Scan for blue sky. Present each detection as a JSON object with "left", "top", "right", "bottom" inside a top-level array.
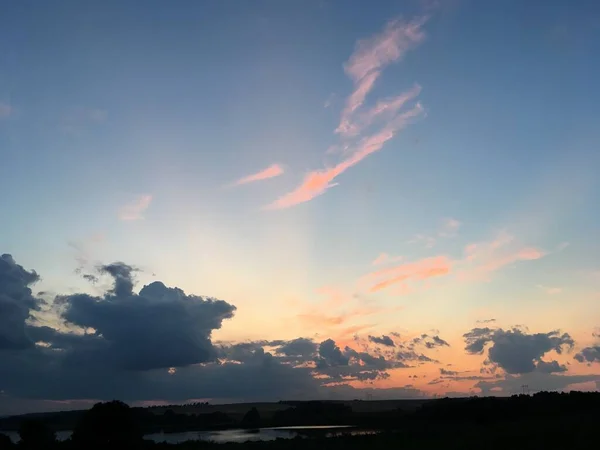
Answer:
[{"left": 1, "top": 0, "right": 600, "bottom": 412}]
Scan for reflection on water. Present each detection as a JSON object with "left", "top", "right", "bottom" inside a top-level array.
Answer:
[{"left": 4, "top": 425, "right": 379, "bottom": 444}]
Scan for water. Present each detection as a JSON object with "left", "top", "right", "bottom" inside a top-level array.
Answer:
[{"left": 2, "top": 426, "right": 378, "bottom": 444}]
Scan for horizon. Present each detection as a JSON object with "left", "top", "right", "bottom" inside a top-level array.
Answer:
[{"left": 1, "top": 0, "right": 599, "bottom": 417}]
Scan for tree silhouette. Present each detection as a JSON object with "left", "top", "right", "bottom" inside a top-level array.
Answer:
[
  {"left": 71, "top": 400, "right": 143, "bottom": 449},
  {"left": 241, "top": 407, "right": 261, "bottom": 429},
  {"left": 0, "top": 433, "right": 15, "bottom": 450},
  {"left": 17, "top": 420, "right": 55, "bottom": 450}
]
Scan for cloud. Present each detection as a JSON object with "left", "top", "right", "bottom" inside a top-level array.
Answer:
[
  {"left": 368, "top": 335, "right": 395, "bottom": 347},
  {"left": 372, "top": 253, "right": 403, "bottom": 266},
  {"left": 537, "top": 284, "right": 563, "bottom": 295},
  {"left": 118, "top": 195, "right": 152, "bottom": 221},
  {"left": 54, "top": 262, "right": 237, "bottom": 371},
  {"left": 265, "top": 103, "right": 424, "bottom": 209},
  {"left": 265, "top": 17, "right": 427, "bottom": 210},
  {"left": 440, "top": 368, "right": 458, "bottom": 376},
  {"left": 407, "top": 217, "right": 461, "bottom": 249},
  {"left": 474, "top": 372, "right": 600, "bottom": 396},
  {"left": 574, "top": 347, "right": 600, "bottom": 363},
  {"left": 405, "top": 333, "right": 449, "bottom": 351},
  {"left": 463, "top": 327, "right": 574, "bottom": 374},
  {"left": 0, "top": 254, "right": 42, "bottom": 350},
  {"left": 232, "top": 164, "right": 284, "bottom": 186},
  {"left": 0, "top": 102, "right": 12, "bottom": 119},
  {"left": 362, "top": 255, "right": 452, "bottom": 293},
  {"left": 460, "top": 231, "right": 546, "bottom": 281},
  {"left": 574, "top": 330, "right": 600, "bottom": 364},
  {"left": 337, "top": 17, "right": 427, "bottom": 135},
  {"left": 439, "top": 217, "right": 461, "bottom": 237},
  {"left": 535, "top": 359, "right": 567, "bottom": 373},
  {"left": 272, "top": 338, "right": 318, "bottom": 363},
  {"left": 59, "top": 107, "right": 108, "bottom": 135},
  {"left": 1, "top": 254, "right": 442, "bottom": 414}
]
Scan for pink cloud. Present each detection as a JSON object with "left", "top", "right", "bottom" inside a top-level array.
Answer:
[
  {"left": 264, "top": 16, "right": 428, "bottom": 210},
  {"left": 337, "top": 18, "right": 427, "bottom": 137},
  {"left": 362, "top": 255, "right": 452, "bottom": 293},
  {"left": 265, "top": 102, "right": 424, "bottom": 210},
  {"left": 233, "top": 163, "right": 284, "bottom": 186},
  {"left": 459, "top": 232, "right": 546, "bottom": 281},
  {"left": 372, "top": 253, "right": 403, "bottom": 266},
  {"left": 0, "top": 102, "right": 12, "bottom": 119},
  {"left": 339, "top": 84, "right": 422, "bottom": 137},
  {"left": 118, "top": 194, "right": 153, "bottom": 221}
]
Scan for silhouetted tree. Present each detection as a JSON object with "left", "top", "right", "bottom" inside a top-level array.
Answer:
[
  {"left": 0, "top": 433, "right": 15, "bottom": 449},
  {"left": 241, "top": 407, "right": 261, "bottom": 429},
  {"left": 17, "top": 420, "right": 55, "bottom": 450},
  {"left": 71, "top": 401, "right": 143, "bottom": 449}
]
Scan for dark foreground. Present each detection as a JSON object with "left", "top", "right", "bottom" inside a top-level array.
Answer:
[{"left": 1, "top": 391, "right": 598, "bottom": 449}]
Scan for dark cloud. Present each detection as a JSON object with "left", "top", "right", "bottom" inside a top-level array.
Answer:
[
  {"left": 440, "top": 368, "right": 458, "bottom": 375},
  {"left": 574, "top": 346, "right": 600, "bottom": 363},
  {"left": 0, "top": 254, "right": 42, "bottom": 350},
  {"left": 82, "top": 274, "right": 99, "bottom": 284},
  {"left": 535, "top": 359, "right": 567, "bottom": 373},
  {"left": 274, "top": 337, "right": 318, "bottom": 360},
  {"left": 407, "top": 333, "right": 449, "bottom": 350},
  {"left": 368, "top": 334, "right": 395, "bottom": 347},
  {"left": 463, "top": 327, "right": 574, "bottom": 374},
  {"left": 475, "top": 372, "right": 600, "bottom": 396},
  {"left": 425, "top": 335, "right": 450, "bottom": 349},
  {"left": 476, "top": 318, "right": 496, "bottom": 324},
  {"left": 317, "top": 339, "right": 349, "bottom": 368},
  {"left": 98, "top": 262, "right": 137, "bottom": 297}
]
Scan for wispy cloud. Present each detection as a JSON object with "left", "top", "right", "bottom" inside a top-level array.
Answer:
[
  {"left": 459, "top": 231, "right": 546, "bottom": 281},
  {"left": 0, "top": 102, "right": 12, "bottom": 119},
  {"left": 361, "top": 255, "right": 452, "bottom": 293},
  {"left": 265, "top": 16, "right": 428, "bottom": 210},
  {"left": 232, "top": 164, "right": 284, "bottom": 186},
  {"left": 372, "top": 253, "right": 403, "bottom": 266},
  {"left": 118, "top": 194, "right": 153, "bottom": 221},
  {"left": 407, "top": 217, "right": 462, "bottom": 248},
  {"left": 337, "top": 16, "right": 427, "bottom": 136},
  {"left": 537, "top": 285, "right": 563, "bottom": 295},
  {"left": 60, "top": 107, "right": 108, "bottom": 135},
  {"left": 439, "top": 217, "right": 461, "bottom": 237},
  {"left": 266, "top": 103, "right": 424, "bottom": 209}
]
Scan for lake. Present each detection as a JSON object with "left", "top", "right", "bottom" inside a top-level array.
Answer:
[{"left": 3, "top": 426, "right": 379, "bottom": 444}]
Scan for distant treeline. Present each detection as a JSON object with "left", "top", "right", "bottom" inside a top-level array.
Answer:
[{"left": 1, "top": 392, "right": 599, "bottom": 449}]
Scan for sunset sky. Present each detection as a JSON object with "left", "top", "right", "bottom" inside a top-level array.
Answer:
[{"left": 1, "top": 0, "right": 600, "bottom": 415}]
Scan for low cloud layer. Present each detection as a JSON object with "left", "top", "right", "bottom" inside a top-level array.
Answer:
[{"left": 1, "top": 253, "right": 598, "bottom": 416}]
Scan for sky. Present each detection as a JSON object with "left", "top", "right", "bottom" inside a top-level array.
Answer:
[{"left": 1, "top": 0, "right": 600, "bottom": 416}]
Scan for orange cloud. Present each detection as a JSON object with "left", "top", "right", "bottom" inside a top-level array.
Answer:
[
  {"left": 232, "top": 163, "right": 284, "bottom": 186},
  {"left": 265, "top": 103, "right": 424, "bottom": 209},
  {"left": 118, "top": 194, "right": 152, "bottom": 221},
  {"left": 362, "top": 255, "right": 452, "bottom": 293}
]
